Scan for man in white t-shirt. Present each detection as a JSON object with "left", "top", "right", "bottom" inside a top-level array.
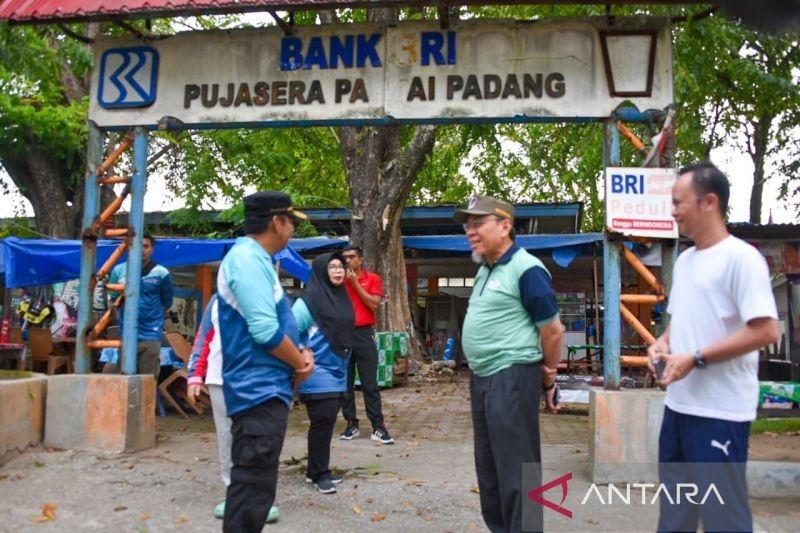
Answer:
[{"left": 648, "top": 162, "right": 779, "bottom": 532}]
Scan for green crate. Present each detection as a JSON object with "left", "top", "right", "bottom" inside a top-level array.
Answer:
[{"left": 395, "top": 332, "right": 409, "bottom": 357}]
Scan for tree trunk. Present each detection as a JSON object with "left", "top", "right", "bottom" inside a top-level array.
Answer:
[
  {"left": 2, "top": 148, "right": 81, "bottom": 238},
  {"left": 748, "top": 114, "right": 773, "bottom": 223},
  {"left": 340, "top": 124, "right": 436, "bottom": 360}
]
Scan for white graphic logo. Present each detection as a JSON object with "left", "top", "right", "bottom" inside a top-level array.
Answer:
[
  {"left": 98, "top": 46, "right": 159, "bottom": 108},
  {"left": 710, "top": 439, "right": 731, "bottom": 457},
  {"left": 468, "top": 196, "right": 478, "bottom": 209}
]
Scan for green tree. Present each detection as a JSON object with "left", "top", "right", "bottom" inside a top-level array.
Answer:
[{"left": 0, "top": 22, "right": 92, "bottom": 237}]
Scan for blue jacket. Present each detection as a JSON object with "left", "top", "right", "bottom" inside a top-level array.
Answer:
[
  {"left": 109, "top": 262, "right": 173, "bottom": 341},
  {"left": 292, "top": 299, "right": 350, "bottom": 395},
  {"left": 217, "top": 237, "right": 298, "bottom": 416}
]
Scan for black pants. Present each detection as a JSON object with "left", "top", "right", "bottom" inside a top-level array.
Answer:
[
  {"left": 471, "top": 363, "right": 543, "bottom": 533},
  {"left": 342, "top": 326, "right": 384, "bottom": 428},
  {"left": 303, "top": 396, "right": 342, "bottom": 481},
  {"left": 223, "top": 399, "right": 288, "bottom": 533}
]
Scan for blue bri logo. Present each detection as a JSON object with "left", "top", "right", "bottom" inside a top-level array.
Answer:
[{"left": 98, "top": 46, "right": 159, "bottom": 108}]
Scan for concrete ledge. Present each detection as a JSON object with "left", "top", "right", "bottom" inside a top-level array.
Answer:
[
  {"left": 589, "top": 388, "right": 665, "bottom": 484},
  {"left": 44, "top": 374, "right": 156, "bottom": 453},
  {"left": 0, "top": 372, "right": 47, "bottom": 465},
  {"left": 748, "top": 461, "right": 800, "bottom": 499}
]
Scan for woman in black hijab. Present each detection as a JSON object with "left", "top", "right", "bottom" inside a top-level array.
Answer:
[{"left": 292, "top": 252, "right": 354, "bottom": 494}]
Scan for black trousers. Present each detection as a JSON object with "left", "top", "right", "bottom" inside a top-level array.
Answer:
[
  {"left": 342, "top": 326, "right": 384, "bottom": 428},
  {"left": 471, "top": 363, "right": 543, "bottom": 533},
  {"left": 303, "top": 396, "right": 342, "bottom": 481},
  {"left": 223, "top": 399, "right": 288, "bottom": 533}
]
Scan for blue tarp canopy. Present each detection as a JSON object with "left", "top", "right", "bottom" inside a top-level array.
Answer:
[
  {"left": 1, "top": 237, "right": 313, "bottom": 288},
  {"left": 1, "top": 233, "right": 602, "bottom": 289},
  {"left": 401, "top": 233, "right": 602, "bottom": 252}
]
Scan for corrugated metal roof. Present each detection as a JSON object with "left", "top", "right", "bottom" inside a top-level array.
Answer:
[{"left": 0, "top": 1, "right": 699, "bottom": 23}]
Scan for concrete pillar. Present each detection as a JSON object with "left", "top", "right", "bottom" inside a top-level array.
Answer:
[
  {"left": 0, "top": 373, "right": 47, "bottom": 464},
  {"left": 589, "top": 388, "right": 665, "bottom": 483},
  {"left": 44, "top": 374, "right": 155, "bottom": 453}
]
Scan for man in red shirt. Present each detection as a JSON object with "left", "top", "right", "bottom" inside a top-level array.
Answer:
[{"left": 339, "top": 245, "right": 394, "bottom": 444}]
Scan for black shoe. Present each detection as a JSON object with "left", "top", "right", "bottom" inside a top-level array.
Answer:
[
  {"left": 314, "top": 478, "right": 337, "bottom": 494},
  {"left": 306, "top": 474, "right": 343, "bottom": 484},
  {"left": 371, "top": 425, "right": 395, "bottom": 444},
  {"left": 340, "top": 422, "right": 359, "bottom": 440}
]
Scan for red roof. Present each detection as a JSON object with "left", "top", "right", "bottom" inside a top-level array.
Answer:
[{"left": 0, "top": 1, "right": 698, "bottom": 23}]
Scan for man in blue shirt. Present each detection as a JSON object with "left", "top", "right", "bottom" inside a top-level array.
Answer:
[
  {"left": 217, "top": 191, "right": 314, "bottom": 532},
  {"left": 107, "top": 234, "right": 173, "bottom": 377}
]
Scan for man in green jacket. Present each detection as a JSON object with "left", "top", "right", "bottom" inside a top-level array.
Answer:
[{"left": 455, "top": 196, "right": 562, "bottom": 532}]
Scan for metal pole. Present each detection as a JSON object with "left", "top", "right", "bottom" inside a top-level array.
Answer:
[
  {"left": 75, "top": 124, "right": 104, "bottom": 374},
  {"left": 121, "top": 128, "right": 148, "bottom": 375},
  {"left": 603, "top": 118, "right": 621, "bottom": 390}
]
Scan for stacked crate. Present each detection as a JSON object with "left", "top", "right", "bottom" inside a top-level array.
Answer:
[{"left": 354, "top": 332, "right": 410, "bottom": 388}]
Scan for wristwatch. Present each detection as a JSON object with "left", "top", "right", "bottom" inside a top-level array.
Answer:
[{"left": 693, "top": 350, "right": 707, "bottom": 369}]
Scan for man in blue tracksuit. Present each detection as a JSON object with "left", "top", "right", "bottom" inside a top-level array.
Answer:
[
  {"left": 217, "top": 191, "right": 313, "bottom": 533},
  {"left": 108, "top": 233, "right": 173, "bottom": 377}
]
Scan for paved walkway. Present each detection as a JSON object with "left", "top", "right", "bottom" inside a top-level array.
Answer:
[{"left": 0, "top": 373, "right": 797, "bottom": 532}]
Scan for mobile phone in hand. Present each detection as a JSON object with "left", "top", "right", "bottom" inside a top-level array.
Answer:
[
  {"left": 552, "top": 384, "right": 560, "bottom": 407},
  {"left": 655, "top": 359, "right": 666, "bottom": 381}
]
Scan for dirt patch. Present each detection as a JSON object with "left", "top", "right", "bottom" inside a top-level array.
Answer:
[{"left": 749, "top": 431, "right": 800, "bottom": 462}]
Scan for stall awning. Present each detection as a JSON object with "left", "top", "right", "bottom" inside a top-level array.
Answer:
[
  {"left": 1, "top": 233, "right": 601, "bottom": 288},
  {"left": 0, "top": 236, "right": 314, "bottom": 288},
  {"left": 402, "top": 233, "right": 602, "bottom": 252}
]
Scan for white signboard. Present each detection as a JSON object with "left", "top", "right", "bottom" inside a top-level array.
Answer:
[
  {"left": 605, "top": 167, "right": 678, "bottom": 239},
  {"left": 89, "top": 18, "right": 672, "bottom": 129}
]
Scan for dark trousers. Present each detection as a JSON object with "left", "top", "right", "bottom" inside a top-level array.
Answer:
[
  {"left": 223, "top": 399, "right": 288, "bottom": 533},
  {"left": 471, "top": 363, "right": 542, "bottom": 533},
  {"left": 658, "top": 406, "right": 752, "bottom": 533},
  {"left": 304, "top": 396, "right": 341, "bottom": 481},
  {"left": 342, "top": 326, "right": 384, "bottom": 428}
]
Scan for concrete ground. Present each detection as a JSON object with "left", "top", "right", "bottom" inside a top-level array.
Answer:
[{"left": 0, "top": 374, "right": 798, "bottom": 532}]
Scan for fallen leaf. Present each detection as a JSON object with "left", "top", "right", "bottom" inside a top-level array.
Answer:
[
  {"left": 407, "top": 441, "right": 420, "bottom": 447},
  {"left": 113, "top": 505, "right": 127, "bottom": 512},
  {"left": 173, "top": 515, "right": 188, "bottom": 525},
  {"left": 372, "top": 513, "right": 387, "bottom": 522},
  {"left": 470, "top": 486, "right": 480, "bottom": 494},
  {"left": 352, "top": 503, "right": 363, "bottom": 515},
  {"left": 140, "top": 514, "right": 150, "bottom": 521},
  {"left": 42, "top": 503, "right": 56, "bottom": 521},
  {"left": 406, "top": 479, "right": 424, "bottom": 486},
  {"left": 366, "top": 497, "right": 374, "bottom": 504}
]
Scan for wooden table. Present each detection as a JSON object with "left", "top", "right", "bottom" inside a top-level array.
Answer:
[{"left": 0, "top": 342, "right": 26, "bottom": 370}]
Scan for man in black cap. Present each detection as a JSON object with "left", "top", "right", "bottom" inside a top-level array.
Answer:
[
  {"left": 217, "top": 191, "right": 314, "bottom": 532},
  {"left": 455, "top": 195, "right": 562, "bottom": 532}
]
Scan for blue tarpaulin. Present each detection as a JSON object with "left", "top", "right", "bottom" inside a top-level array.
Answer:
[
  {"left": 401, "top": 233, "right": 602, "bottom": 252},
  {"left": 1, "top": 237, "right": 313, "bottom": 288},
  {"left": 1, "top": 233, "right": 602, "bottom": 289}
]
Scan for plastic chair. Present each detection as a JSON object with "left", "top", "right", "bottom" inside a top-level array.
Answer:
[
  {"left": 159, "top": 331, "right": 202, "bottom": 418},
  {"left": 28, "top": 328, "right": 71, "bottom": 374}
]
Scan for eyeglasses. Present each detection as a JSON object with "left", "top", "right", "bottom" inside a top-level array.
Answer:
[
  {"left": 462, "top": 216, "right": 503, "bottom": 232},
  {"left": 328, "top": 265, "right": 345, "bottom": 271}
]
